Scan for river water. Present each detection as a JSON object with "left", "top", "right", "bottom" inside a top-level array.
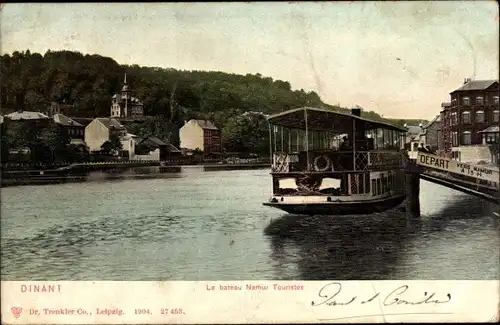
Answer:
[{"left": 1, "top": 168, "right": 499, "bottom": 280}]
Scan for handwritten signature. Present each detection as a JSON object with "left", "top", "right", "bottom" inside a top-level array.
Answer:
[{"left": 311, "top": 282, "right": 452, "bottom": 307}]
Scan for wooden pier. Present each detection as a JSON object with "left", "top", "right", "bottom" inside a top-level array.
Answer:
[{"left": 404, "top": 152, "right": 499, "bottom": 219}]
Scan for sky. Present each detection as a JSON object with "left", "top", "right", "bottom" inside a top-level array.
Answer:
[{"left": 1, "top": 2, "right": 498, "bottom": 119}]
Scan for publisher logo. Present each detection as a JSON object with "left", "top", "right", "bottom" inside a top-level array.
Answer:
[{"left": 11, "top": 307, "right": 22, "bottom": 318}]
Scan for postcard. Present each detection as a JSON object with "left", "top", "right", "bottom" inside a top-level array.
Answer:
[{"left": 1, "top": 1, "right": 499, "bottom": 324}]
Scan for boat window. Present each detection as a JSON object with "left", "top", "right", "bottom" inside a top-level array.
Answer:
[
  {"left": 290, "top": 129, "right": 298, "bottom": 152},
  {"left": 283, "top": 128, "right": 343, "bottom": 153},
  {"left": 359, "top": 175, "right": 365, "bottom": 193},
  {"left": 371, "top": 179, "right": 377, "bottom": 196},
  {"left": 382, "top": 176, "right": 388, "bottom": 193},
  {"left": 395, "top": 132, "right": 403, "bottom": 149},
  {"left": 340, "top": 174, "right": 348, "bottom": 194},
  {"left": 366, "top": 128, "right": 402, "bottom": 150},
  {"left": 364, "top": 174, "right": 370, "bottom": 193},
  {"left": 350, "top": 174, "right": 358, "bottom": 195},
  {"left": 351, "top": 173, "right": 372, "bottom": 194},
  {"left": 375, "top": 129, "right": 383, "bottom": 149},
  {"left": 383, "top": 129, "right": 390, "bottom": 149}
]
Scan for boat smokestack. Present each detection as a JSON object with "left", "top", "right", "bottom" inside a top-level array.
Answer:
[{"left": 351, "top": 108, "right": 361, "bottom": 117}]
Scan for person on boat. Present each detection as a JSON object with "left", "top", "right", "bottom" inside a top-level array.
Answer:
[
  {"left": 339, "top": 136, "right": 351, "bottom": 151},
  {"left": 417, "top": 143, "right": 430, "bottom": 153}
]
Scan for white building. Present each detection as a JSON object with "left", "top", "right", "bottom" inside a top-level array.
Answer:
[
  {"left": 84, "top": 118, "right": 138, "bottom": 159},
  {"left": 179, "top": 119, "right": 221, "bottom": 153},
  {"left": 110, "top": 74, "right": 144, "bottom": 119}
]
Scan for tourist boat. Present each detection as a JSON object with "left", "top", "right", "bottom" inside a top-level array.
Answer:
[{"left": 262, "top": 107, "right": 408, "bottom": 215}]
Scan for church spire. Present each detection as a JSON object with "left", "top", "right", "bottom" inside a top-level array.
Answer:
[{"left": 121, "top": 73, "right": 129, "bottom": 93}]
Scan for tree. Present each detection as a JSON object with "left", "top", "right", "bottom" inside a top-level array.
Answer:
[
  {"left": 101, "top": 132, "right": 123, "bottom": 155},
  {"left": 221, "top": 113, "right": 269, "bottom": 155},
  {"left": 108, "top": 133, "right": 123, "bottom": 150},
  {"left": 3, "top": 121, "right": 43, "bottom": 162},
  {"left": 66, "top": 144, "right": 89, "bottom": 162},
  {"left": 39, "top": 124, "right": 71, "bottom": 162},
  {"left": 0, "top": 123, "right": 10, "bottom": 163},
  {"left": 4, "top": 120, "right": 25, "bottom": 149},
  {"left": 100, "top": 141, "right": 114, "bottom": 153}
]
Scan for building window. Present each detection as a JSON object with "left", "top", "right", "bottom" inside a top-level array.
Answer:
[
  {"left": 476, "top": 96, "right": 484, "bottom": 105},
  {"left": 451, "top": 112, "right": 458, "bottom": 125},
  {"left": 452, "top": 131, "right": 458, "bottom": 147},
  {"left": 486, "top": 133, "right": 499, "bottom": 144},
  {"left": 461, "top": 111, "right": 471, "bottom": 124},
  {"left": 494, "top": 96, "right": 499, "bottom": 104},
  {"left": 452, "top": 151, "right": 461, "bottom": 160},
  {"left": 462, "top": 131, "right": 471, "bottom": 145},
  {"left": 462, "top": 97, "right": 470, "bottom": 106},
  {"left": 494, "top": 110, "right": 499, "bottom": 123},
  {"left": 475, "top": 110, "right": 484, "bottom": 123}
]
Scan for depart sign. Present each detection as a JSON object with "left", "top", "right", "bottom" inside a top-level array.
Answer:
[{"left": 417, "top": 152, "right": 499, "bottom": 183}]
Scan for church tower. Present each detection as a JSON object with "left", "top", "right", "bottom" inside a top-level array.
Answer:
[
  {"left": 111, "top": 73, "right": 144, "bottom": 119},
  {"left": 121, "top": 73, "right": 130, "bottom": 98},
  {"left": 121, "top": 74, "right": 130, "bottom": 117}
]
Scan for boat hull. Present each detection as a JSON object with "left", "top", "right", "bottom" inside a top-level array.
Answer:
[{"left": 263, "top": 195, "right": 406, "bottom": 216}]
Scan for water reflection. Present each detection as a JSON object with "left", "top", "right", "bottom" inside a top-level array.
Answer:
[
  {"left": 265, "top": 211, "right": 416, "bottom": 280},
  {"left": 265, "top": 195, "right": 499, "bottom": 280},
  {"left": 0, "top": 214, "right": 185, "bottom": 279},
  {"left": 85, "top": 168, "right": 183, "bottom": 183},
  {"left": 426, "top": 196, "right": 500, "bottom": 232}
]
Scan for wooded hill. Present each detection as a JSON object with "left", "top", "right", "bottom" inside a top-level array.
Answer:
[{"left": 1, "top": 50, "right": 428, "bottom": 152}]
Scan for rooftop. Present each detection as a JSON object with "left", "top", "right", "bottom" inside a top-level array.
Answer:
[
  {"left": 478, "top": 125, "right": 499, "bottom": 133},
  {"left": 69, "top": 117, "right": 94, "bottom": 126},
  {"left": 112, "top": 93, "right": 143, "bottom": 104},
  {"left": 70, "top": 139, "right": 86, "bottom": 146},
  {"left": 95, "top": 118, "right": 126, "bottom": 130},
  {"left": 53, "top": 114, "right": 83, "bottom": 127},
  {"left": 6, "top": 111, "right": 50, "bottom": 120},
  {"left": 189, "top": 119, "right": 218, "bottom": 130},
  {"left": 451, "top": 79, "right": 498, "bottom": 93},
  {"left": 145, "top": 136, "right": 167, "bottom": 146},
  {"left": 426, "top": 115, "right": 441, "bottom": 126},
  {"left": 139, "top": 136, "right": 181, "bottom": 152},
  {"left": 267, "top": 107, "right": 406, "bottom": 133},
  {"left": 404, "top": 125, "right": 424, "bottom": 139}
]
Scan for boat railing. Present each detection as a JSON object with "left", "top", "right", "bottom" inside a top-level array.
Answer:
[
  {"left": 272, "top": 152, "right": 299, "bottom": 173},
  {"left": 355, "top": 151, "right": 404, "bottom": 170},
  {"left": 272, "top": 151, "right": 404, "bottom": 173}
]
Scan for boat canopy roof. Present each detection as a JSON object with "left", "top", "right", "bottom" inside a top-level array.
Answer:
[{"left": 267, "top": 107, "right": 406, "bottom": 133}]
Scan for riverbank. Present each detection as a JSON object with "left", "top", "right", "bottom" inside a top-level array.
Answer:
[{"left": 0, "top": 163, "right": 271, "bottom": 187}]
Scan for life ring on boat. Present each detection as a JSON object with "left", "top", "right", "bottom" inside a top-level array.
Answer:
[{"left": 313, "top": 155, "right": 332, "bottom": 172}]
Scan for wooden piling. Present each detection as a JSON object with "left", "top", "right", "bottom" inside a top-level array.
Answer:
[{"left": 405, "top": 160, "right": 421, "bottom": 220}]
